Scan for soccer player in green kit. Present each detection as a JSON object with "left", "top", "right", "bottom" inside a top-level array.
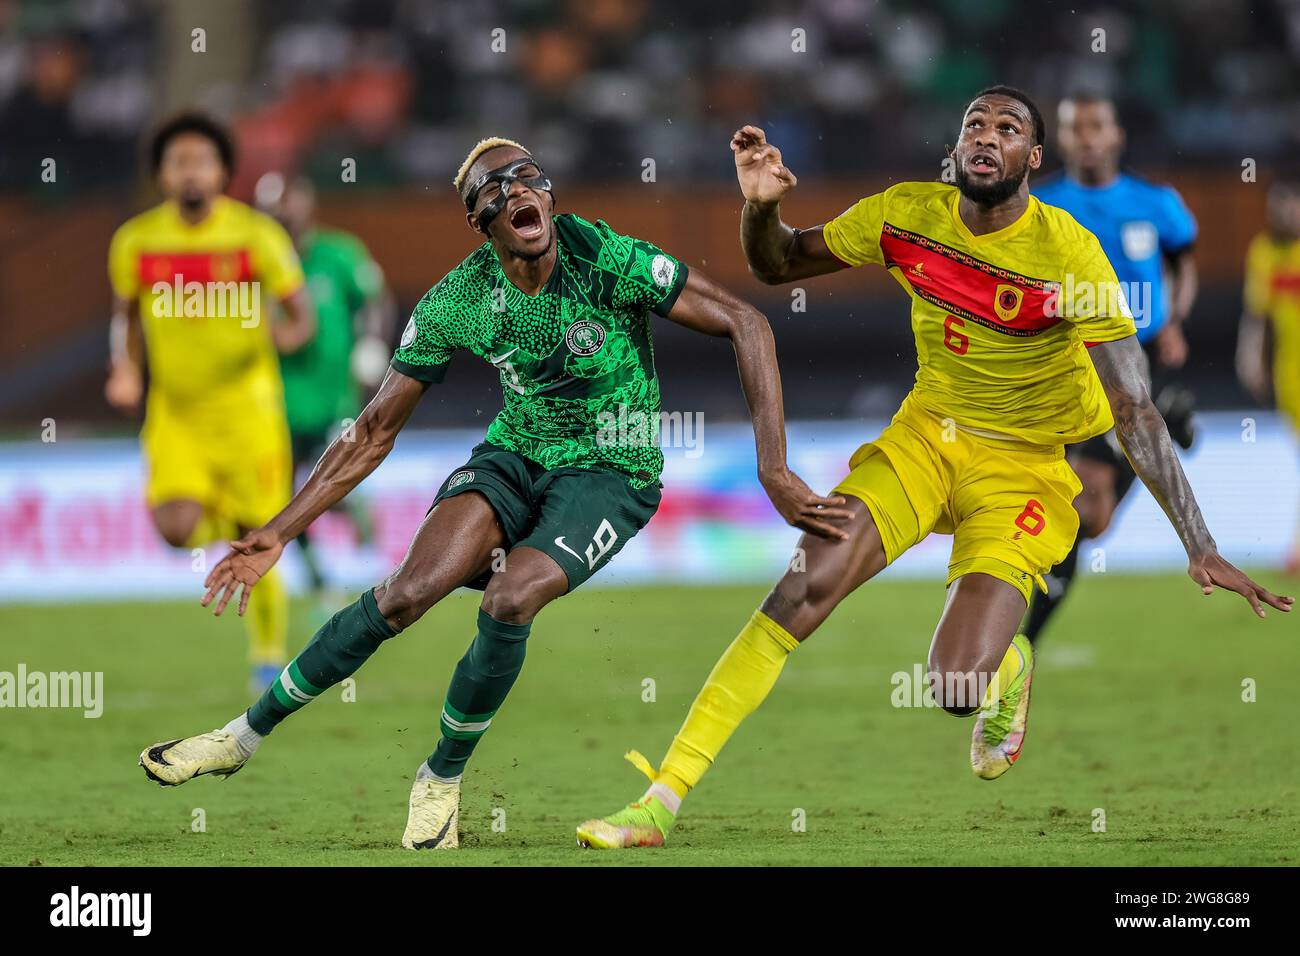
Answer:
[
  {"left": 255, "top": 172, "right": 395, "bottom": 628},
  {"left": 138, "top": 137, "right": 852, "bottom": 849}
]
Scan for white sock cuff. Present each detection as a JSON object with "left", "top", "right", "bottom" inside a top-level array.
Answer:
[
  {"left": 416, "top": 762, "right": 461, "bottom": 785},
  {"left": 645, "top": 782, "right": 682, "bottom": 815},
  {"left": 221, "top": 712, "right": 264, "bottom": 759}
]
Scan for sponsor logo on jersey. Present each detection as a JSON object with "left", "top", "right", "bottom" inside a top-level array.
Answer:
[
  {"left": 651, "top": 254, "right": 677, "bottom": 288},
  {"left": 993, "top": 283, "right": 1024, "bottom": 323},
  {"left": 1121, "top": 220, "right": 1158, "bottom": 261},
  {"left": 448, "top": 470, "right": 475, "bottom": 489},
  {"left": 400, "top": 316, "right": 417, "bottom": 348},
  {"left": 565, "top": 319, "right": 606, "bottom": 356}
]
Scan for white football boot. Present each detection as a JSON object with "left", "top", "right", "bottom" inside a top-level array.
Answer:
[
  {"left": 139, "top": 730, "right": 248, "bottom": 785},
  {"left": 401, "top": 765, "right": 460, "bottom": 849}
]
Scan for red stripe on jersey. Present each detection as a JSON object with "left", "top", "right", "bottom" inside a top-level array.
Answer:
[
  {"left": 1271, "top": 271, "right": 1300, "bottom": 297},
  {"left": 880, "top": 223, "right": 1061, "bottom": 335},
  {"left": 138, "top": 250, "right": 253, "bottom": 286}
]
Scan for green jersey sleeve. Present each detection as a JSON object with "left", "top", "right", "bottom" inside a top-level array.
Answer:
[
  {"left": 564, "top": 215, "right": 690, "bottom": 317},
  {"left": 390, "top": 277, "right": 461, "bottom": 384}
]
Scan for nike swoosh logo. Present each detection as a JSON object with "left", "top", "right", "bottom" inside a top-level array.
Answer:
[
  {"left": 553, "top": 536, "right": 582, "bottom": 561},
  {"left": 433, "top": 813, "right": 455, "bottom": 846},
  {"left": 416, "top": 812, "right": 456, "bottom": 849},
  {"left": 488, "top": 347, "right": 519, "bottom": 366}
]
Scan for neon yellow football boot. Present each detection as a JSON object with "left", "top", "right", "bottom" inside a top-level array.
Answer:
[
  {"left": 576, "top": 751, "right": 677, "bottom": 849},
  {"left": 970, "top": 633, "right": 1034, "bottom": 780}
]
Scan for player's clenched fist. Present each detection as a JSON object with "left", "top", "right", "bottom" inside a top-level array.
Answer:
[{"left": 731, "top": 126, "right": 798, "bottom": 204}]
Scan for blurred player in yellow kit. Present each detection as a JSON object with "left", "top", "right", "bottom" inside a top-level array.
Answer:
[
  {"left": 105, "top": 113, "right": 316, "bottom": 686},
  {"left": 578, "top": 88, "right": 1291, "bottom": 849},
  {"left": 1238, "top": 171, "right": 1300, "bottom": 571}
]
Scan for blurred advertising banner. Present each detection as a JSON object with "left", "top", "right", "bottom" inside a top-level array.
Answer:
[{"left": 0, "top": 414, "right": 1294, "bottom": 603}]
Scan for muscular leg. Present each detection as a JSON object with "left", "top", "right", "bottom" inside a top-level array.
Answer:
[
  {"left": 424, "top": 547, "right": 569, "bottom": 781},
  {"left": 1021, "top": 453, "right": 1119, "bottom": 646},
  {"left": 928, "top": 573, "right": 1029, "bottom": 716},
  {"left": 242, "top": 492, "right": 506, "bottom": 737},
  {"left": 654, "top": 498, "right": 886, "bottom": 796},
  {"left": 761, "top": 498, "right": 889, "bottom": 639},
  {"left": 372, "top": 492, "right": 507, "bottom": 629}
]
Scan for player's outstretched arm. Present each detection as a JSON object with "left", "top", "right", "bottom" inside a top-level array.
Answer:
[
  {"left": 201, "top": 367, "right": 428, "bottom": 615},
  {"left": 731, "top": 125, "right": 847, "bottom": 285},
  {"left": 1090, "top": 334, "right": 1293, "bottom": 617},
  {"left": 663, "top": 268, "right": 853, "bottom": 540}
]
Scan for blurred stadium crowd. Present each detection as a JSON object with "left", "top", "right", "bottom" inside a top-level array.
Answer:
[
  {"left": 2, "top": 0, "right": 1298, "bottom": 198},
  {"left": 0, "top": 0, "right": 1297, "bottom": 428}
]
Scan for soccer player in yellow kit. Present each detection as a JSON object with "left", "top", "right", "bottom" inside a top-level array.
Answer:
[
  {"left": 578, "top": 87, "right": 1292, "bottom": 849},
  {"left": 1238, "top": 172, "right": 1300, "bottom": 571},
  {"left": 105, "top": 113, "right": 316, "bottom": 686}
]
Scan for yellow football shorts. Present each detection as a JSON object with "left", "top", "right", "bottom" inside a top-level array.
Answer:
[
  {"left": 141, "top": 377, "right": 291, "bottom": 531},
  {"left": 834, "top": 394, "right": 1083, "bottom": 604}
]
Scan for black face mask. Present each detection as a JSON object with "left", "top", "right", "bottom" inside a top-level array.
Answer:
[{"left": 464, "top": 157, "right": 554, "bottom": 233}]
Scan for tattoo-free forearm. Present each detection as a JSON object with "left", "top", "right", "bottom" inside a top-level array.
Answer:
[
  {"left": 266, "top": 426, "right": 392, "bottom": 543},
  {"left": 273, "top": 289, "right": 317, "bottom": 354},
  {"left": 740, "top": 200, "right": 799, "bottom": 283},
  {"left": 730, "top": 308, "right": 789, "bottom": 475},
  {"left": 264, "top": 371, "right": 423, "bottom": 542},
  {"left": 109, "top": 300, "right": 143, "bottom": 370}
]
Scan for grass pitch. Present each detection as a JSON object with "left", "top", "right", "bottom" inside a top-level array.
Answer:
[{"left": 1, "top": 573, "right": 1296, "bottom": 866}]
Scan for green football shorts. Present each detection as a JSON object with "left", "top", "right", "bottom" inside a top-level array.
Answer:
[{"left": 432, "top": 442, "right": 662, "bottom": 592}]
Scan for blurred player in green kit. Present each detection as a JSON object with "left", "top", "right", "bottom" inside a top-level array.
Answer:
[{"left": 256, "top": 173, "right": 396, "bottom": 622}]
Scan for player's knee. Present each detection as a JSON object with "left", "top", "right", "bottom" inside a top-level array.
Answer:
[
  {"left": 926, "top": 664, "right": 984, "bottom": 717},
  {"left": 1080, "top": 499, "right": 1115, "bottom": 539},
  {"left": 157, "top": 524, "right": 190, "bottom": 548},
  {"left": 373, "top": 577, "right": 435, "bottom": 631},
  {"left": 153, "top": 514, "right": 194, "bottom": 548},
  {"left": 768, "top": 568, "right": 836, "bottom": 617},
  {"left": 479, "top": 579, "right": 547, "bottom": 625}
]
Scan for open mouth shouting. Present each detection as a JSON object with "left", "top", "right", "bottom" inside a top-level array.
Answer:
[{"left": 508, "top": 200, "right": 546, "bottom": 241}]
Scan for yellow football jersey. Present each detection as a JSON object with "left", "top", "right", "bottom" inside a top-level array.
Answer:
[
  {"left": 822, "top": 181, "right": 1136, "bottom": 446},
  {"left": 1244, "top": 231, "right": 1300, "bottom": 424},
  {"left": 108, "top": 196, "right": 304, "bottom": 406}
]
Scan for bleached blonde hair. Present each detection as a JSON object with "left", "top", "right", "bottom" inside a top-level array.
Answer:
[{"left": 453, "top": 137, "right": 529, "bottom": 194}]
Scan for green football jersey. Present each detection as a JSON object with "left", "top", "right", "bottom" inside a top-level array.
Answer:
[
  {"left": 280, "top": 227, "right": 384, "bottom": 437},
  {"left": 391, "top": 213, "right": 689, "bottom": 487}
]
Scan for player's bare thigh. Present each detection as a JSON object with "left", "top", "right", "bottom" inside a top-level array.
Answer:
[
  {"left": 1070, "top": 454, "right": 1120, "bottom": 539},
  {"left": 374, "top": 491, "right": 508, "bottom": 631},
  {"left": 927, "top": 572, "right": 1026, "bottom": 716},
  {"left": 760, "top": 497, "right": 888, "bottom": 640}
]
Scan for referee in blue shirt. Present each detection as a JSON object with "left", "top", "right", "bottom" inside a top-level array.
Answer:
[{"left": 1024, "top": 92, "right": 1200, "bottom": 645}]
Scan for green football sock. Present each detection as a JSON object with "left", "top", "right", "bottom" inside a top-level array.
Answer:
[
  {"left": 426, "top": 610, "right": 530, "bottom": 780},
  {"left": 246, "top": 588, "right": 397, "bottom": 735}
]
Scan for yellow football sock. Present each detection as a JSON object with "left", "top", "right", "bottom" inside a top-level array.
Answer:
[
  {"left": 979, "top": 637, "right": 1026, "bottom": 710},
  {"left": 246, "top": 566, "right": 288, "bottom": 666},
  {"left": 656, "top": 610, "right": 799, "bottom": 798}
]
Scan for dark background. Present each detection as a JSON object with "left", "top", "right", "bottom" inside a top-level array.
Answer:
[{"left": 0, "top": 0, "right": 1295, "bottom": 432}]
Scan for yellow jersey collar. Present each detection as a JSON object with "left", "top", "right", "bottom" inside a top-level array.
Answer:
[{"left": 949, "top": 188, "right": 1037, "bottom": 245}]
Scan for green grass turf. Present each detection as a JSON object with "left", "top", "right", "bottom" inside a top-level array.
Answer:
[{"left": 1, "top": 573, "right": 1296, "bottom": 867}]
